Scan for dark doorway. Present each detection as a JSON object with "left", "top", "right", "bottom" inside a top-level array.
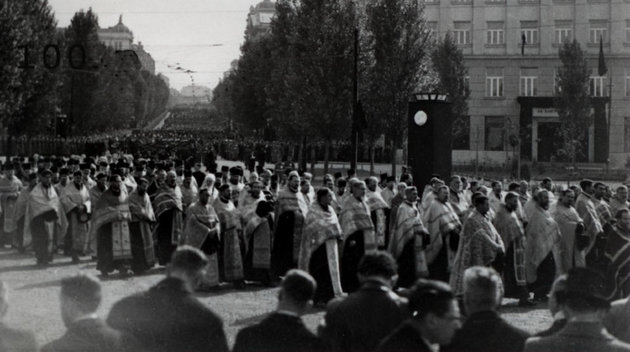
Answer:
[{"left": 537, "top": 122, "right": 562, "bottom": 162}]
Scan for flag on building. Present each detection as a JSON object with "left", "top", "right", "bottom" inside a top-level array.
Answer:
[{"left": 598, "top": 35, "right": 607, "bottom": 76}]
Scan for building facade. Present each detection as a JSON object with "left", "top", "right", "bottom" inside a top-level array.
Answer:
[
  {"left": 424, "top": 0, "right": 630, "bottom": 168},
  {"left": 248, "top": 0, "right": 275, "bottom": 29},
  {"left": 98, "top": 15, "right": 155, "bottom": 74},
  {"left": 97, "top": 15, "right": 133, "bottom": 51}
]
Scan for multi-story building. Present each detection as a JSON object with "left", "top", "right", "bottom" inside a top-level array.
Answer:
[
  {"left": 248, "top": 0, "right": 275, "bottom": 29},
  {"left": 98, "top": 15, "right": 155, "bottom": 74},
  {"left": 97, "top": 15, "right": 133, "bottom": 51},
  {"left": 424, "top": 0, "right": 630, "bottom": 168}
]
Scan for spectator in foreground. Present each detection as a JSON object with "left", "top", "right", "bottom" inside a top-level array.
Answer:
[
  {"left": 42, "top": 274, "right": 124, "bottom": 352},
  {"left": 0, "top": 281, "right": 37, "bottom": 352},
  {"left": 322, "top": 251, "right": 408, "bottom": 352},
  {"left": 525, "top": 268, "right": 630, "bottom": 352},
  {"left": 232, "top": 269, "right": 326, "bottom": 352},
  {"left": 536, "top": 274, "right": 568, "bottom": 337},
  {"left": 107, "top": 246, "right": 228, "bottom": 352},
  {"left": 376, "top": 279, "right": 461, "bottom": 352},
  {"left": 444, "top": 266, "right": 529, "bottom": 352}
]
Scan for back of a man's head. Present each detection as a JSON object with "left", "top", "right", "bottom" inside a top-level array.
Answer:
[
  {"left": 357, "top": 251, "right": 397, "bottom": 282},
  {"left": 563, "top": 267, "right": 610, "bottom": 314},
  {"left": 169, "top": 245, "right": 209, "bottom": 278},
  {"left": 409, "top": 279, "right": 455, "bottom": 319},
  {"left": 280, "top": 269, "right": 316, "bottom": 309},
  {"left": 463, "top": 266, "right": 502, "bottom": 314},
  {"left": 549, "top": 274, "right": 567, "bottom": 316},
  {"left": 61, "top": 274, "right": 102, "bottom": 314}
]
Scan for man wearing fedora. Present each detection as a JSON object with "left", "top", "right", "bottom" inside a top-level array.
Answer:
[{"left": 524, "top": 267, "right": 630, "bottom": 352}]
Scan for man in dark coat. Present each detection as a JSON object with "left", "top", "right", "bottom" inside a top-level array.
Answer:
[
  {"left": 42, "top": 274, "right": 126, "bottom": 352},
  {"left": 443, "top": 266, "right": 529, "bottom": 352},
  {"left": 322, "top": 251, "right": 408, "bottom": 352},
  {"left": 233, "top": 269, "right": 326, "bottom": 352},
  {"left": 107, "top": 246, "right": 229, "bottom": 352},
  {"left": 536, "top": 275, "right": 568, "bottom": 337},
  {"left": 376, "top": 279, "right": 462, "bottom": 352},
  {"left": 525, "top": 268, "right": 630, "bottom": 352},
  {"left": 0, "top": 282, "right": 38, "bottom": 352}
]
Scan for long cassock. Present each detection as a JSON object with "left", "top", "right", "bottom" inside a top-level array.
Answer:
[
  {"left": 448, "top": 188, "right": 469, "bottom": 221},
  {"left": 524, "top": 203, "right": 561, "bottom": 299},
  {"left": 153, "top": 185, "right": 184, "bottom": 265},
  {"left": 493, "top": 205, "right": 527, "bottom": 299},
  {"left": 381, "top": 187, "right": 396, "bottom": 208},
  {"left": 575, "top": 193, "right": 604, "bottom": 269},
  {"left": 8, "top": 185, "right": 33, "bottom": 250},
  {"left": 272, "top": 189, "right": 308, "bottom": 276},
  {"left": 181, "top": 184, "right": 198, "bottom": 211},
  {"left": 450, "top": 209, "right": 505, "bottom": 297},
  {"left": 339, "top": 195, "right": 376, "bottom": 293},
  {"left": 604, "top": 223, "right": 630, "bottom": 300},
  {"left": 60, "top": 183, "right": 91, "bottom": 256},
  {"left": 0, "top": 175, "right": 22, "bottom": 245},
  {"left": 180, "top": 201, "right": 221, "bottom": 288},
  {"left": 610, "top": 197, "right": 630, "bottom": 217},
  {"left": 595, "top": 198, "right": 613, "bottom": 227},
  {"left": 423, "top": 199, "right": 462, "bottom": 282},
  {"left": 388, "top": 201, "right": 429, "bottom": 288},
  {"left": 91, "top": 189, "right": 132, "bottom": 274},
  {"left": 298, "top": 203, "right": 343, "bottom": 304},
  {"left": 243, "top": 206, "right": 274, "bottom": 283},
  {"left": 552, "top": 204, "right": 585, "bottom": 275},
  {"left": 388, "top": 193, "right": 405, "bottom": 236},
  {"left": 24, "top": 183, "right": 68, "bottom": 264},
  {"left": 366, "top": 190, "right": 389, "bottom": 249},
  {"left": 128, "top": 190, "right": 156, "bottom": 274},
  {"left": 88, "top": 184, "right": 106, "bottom": 254},
  {"left": 489, "top": 191, "right": 504, "bottom": 215},
  {"left": 213, "top": 198, "right": 244, "bottom": 283}
]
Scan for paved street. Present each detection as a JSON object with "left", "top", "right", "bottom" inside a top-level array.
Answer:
[{"left": 0, "top": 248, "right": 552, "bottom": 349}]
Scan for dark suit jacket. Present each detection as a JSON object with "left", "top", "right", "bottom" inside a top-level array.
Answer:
[
  {"left": 0, "top": 323, "right": 37, "bottom": 352},
  {"left": 323, "top": 280, "right": 408, "bottom": 352},
  {"left": 525, "top": 321, "right": 630, "bottom": 352},
  {"left": 443, "top": 310, "right": 530, "bottom": 352},
  {"left": 536, "top": 318, "right": 567, "bottom": 337},
  {"left": 107, "top": 277, "right": 228, "bottom": 352},
  {"left": 233, "top": 312, "right": 326, "bottom": 352},
  {"left": 41, "top": 318, "right": 124, "bottom": 352},
  {"left": 375, "top": 321, "right": 432, "bottom": 352}
]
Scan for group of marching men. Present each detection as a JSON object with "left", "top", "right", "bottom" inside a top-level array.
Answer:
[{"left": 0, "top": 154, "right": 628, "bottom": 303}]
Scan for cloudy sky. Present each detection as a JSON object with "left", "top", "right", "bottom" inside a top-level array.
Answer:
[{"left": 48, "top": 0, "right": 264, "bottom": 91}]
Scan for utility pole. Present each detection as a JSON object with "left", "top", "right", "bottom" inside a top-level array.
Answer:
[
  {"left": 351, "top": 27, "right": 359, "bottom": 171},
  {"left": 606, "top": 66, "right": 613, "bottom": 173}
]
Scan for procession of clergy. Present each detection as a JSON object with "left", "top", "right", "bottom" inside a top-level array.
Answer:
[{"left": 1, "top": 154, "right": 629, "bottom": 305}]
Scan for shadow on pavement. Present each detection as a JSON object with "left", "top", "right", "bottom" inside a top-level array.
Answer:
[
  {"left": 231, "top": 312, "right": 270, "bottom": 327},
  {"left": 16, "top": 279, "right": 61, "bottom": 291}
]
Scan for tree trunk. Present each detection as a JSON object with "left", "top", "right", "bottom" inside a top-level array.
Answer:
[
  {"left": 297, "top": 140, "right": 304, "bottom": 170},
  {"left": 390, "top": 138, "right": 397, "bottom": 179},
  {"left": 369, "top": 145, "right": 375, "bottom": 176},
  {"left": 324, "top": 139, "right": 331, "bottom": 175},
  {"left": 310, "top": 145, "right": 315, "bottom": 175}
]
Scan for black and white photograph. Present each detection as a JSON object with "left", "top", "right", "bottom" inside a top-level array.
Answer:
[{"left": 1, "top": 0, "right": 629, "bottom": 351}]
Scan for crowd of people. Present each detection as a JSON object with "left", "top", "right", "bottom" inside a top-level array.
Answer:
[{"left": 0, "top": 151, "right": 629, "bottom": 351}]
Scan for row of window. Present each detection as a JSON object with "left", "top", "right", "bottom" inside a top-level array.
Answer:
[
  {"left": 470, "top": 116, "right": 630, "bottom": 152},
  {"left": 481, "top": 68, "right": 630, "bottom": 97},
  {"left": 427, "top": 20, "right": 628, "bottom": 45}
]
